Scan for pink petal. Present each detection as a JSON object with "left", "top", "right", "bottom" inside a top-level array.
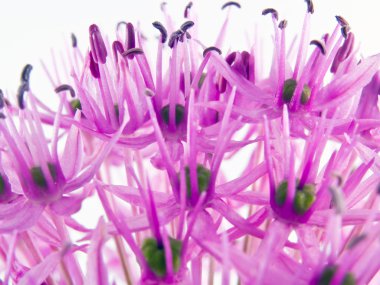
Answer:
[{"left": 18, "top": 247, "right": 69, "bottom": 285}]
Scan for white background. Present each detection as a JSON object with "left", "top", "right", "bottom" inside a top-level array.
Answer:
[{"left": 0, "top": 0, "right": 379, "bottom": 98}]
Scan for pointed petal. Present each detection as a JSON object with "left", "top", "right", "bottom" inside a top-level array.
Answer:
[
  {"left": 0, "top": 199, "right": 44, "bottom": 233},
  {"left": 60, "top": 113, "right": 84, "bottom": 180},
  {"left": 18, "top": 247, "right": 69, "bottom": 285},
  {"left": 85, "top": 218, "right": 108, "bottom": 285}
]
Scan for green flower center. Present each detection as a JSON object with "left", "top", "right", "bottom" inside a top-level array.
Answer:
[
  {"left": 0, "top": 175, "right": 5, "bottom": 195},
  {"left": 184, "top": 164, "right": 211, "bottom": 197},
  {"left": 30, "top": 163, "right": 57, "bottom": 188},
  {"left": 318, "top": 265, "right": 356, "bottom": 285},
  {"left": 161, "top": 104, "right": 185, "bottom": 126},
  {"left": 70, "top": 99, "right": 82, "bottom": 112},
  {"left": 282, "top": 78, "right": 311, "bottom": 105},
  {"left": 275, "top": 179, "right": 316, "bottom": 215},
  {"left": 142, "top": 237, "right": 182, "bottom": 277}
]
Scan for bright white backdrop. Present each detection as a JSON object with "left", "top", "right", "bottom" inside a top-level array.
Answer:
[{"left": 0, "top": 0, "right": 379, "bottom": 96}]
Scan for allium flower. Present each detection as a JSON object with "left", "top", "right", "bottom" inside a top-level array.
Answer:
[{"left": 0, "top": 0, "right": 379, "bottom": 284}]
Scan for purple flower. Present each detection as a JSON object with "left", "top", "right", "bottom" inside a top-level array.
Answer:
[{"left": 0, "top": 1, "right": 379, "bottom": 284}]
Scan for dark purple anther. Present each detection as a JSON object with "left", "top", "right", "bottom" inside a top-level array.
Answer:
[
  {"left": 184, "top": 2, "right": 193, "bottom": 18},
  {"left": 341, "top": 26, "right": 351, "bottom": 39},
  {"left": 278, "top": 20, "right": 287, "bottom": 29},
  {"left": 203, "top": 46, "right": 222, "bottom": 58},
  {"left": 305, "top": 0, "right": 314, "bottom": 14},
  {"left": 310, "top": 40, "right": 326, "bottom": 55},
  {"left": 221, "top": 1, "right": 241, "bottom": 10},
  {"left": 122, "top": 48, "right": 144, "bottom": 59},
  {"left": 168, "top": 30, "right": 183, "bottom": 49},
  {"left": 116, "top": 21, "right": 127, "bottom": 31},
  {"left": 126, "top": 23, "right": 135, "bottom": 50},
  {"left": 335, "top": 15, "right": 349, "bottom": 27},
  {"left": 112, "top": 41, "right": 124, "bottom": 63},
  {"left": 71, "top": 33, "right": 77, "bottom": 48},
  {"left": 241, "top": 51, "right": 250, "bottom": 78},
  {"left": 180, "top": 21, "right": 194, "bottom": 32},
  {"left": 152, "top": 21, "right": 168, "bottom": 43},
  {"left": 17, "top": 82, "right": 29, "bottom": 109},
  {"left": 55, "top": 84, "right": 76, "bottom": 97},
  {"left": 0, "top": 89, "right": 4, "bottom": 109},
  {"left": 0, "top": 113, "right": 5, "bottom": 119},
  {"left": 21, "top": 64, "right": 33, "bottom": 84},
  {"left": 89, "top": 52, "right": 100, "bottom": 78},
  {"left": 262, "top": 8, "right": 278, "bottom": 21},
  {"left": 89, "top": 24, "right": 107, "bottom": 64}
]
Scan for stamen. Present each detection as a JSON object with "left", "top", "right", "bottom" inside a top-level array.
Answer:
[
  {"left": 17, "top": 82, "right": 29, "bottom": 109},
  {"left": 0, "top": 113, "right": 5, "bottom": 119},
  {"left": 112, "top": 40, "right": 124, "bottom": 63},
  {"left": 335, "top": 15, "right": 349, "bottom": 27},
  {"left": 180, "top": 20, "right": 195, "bottom": 32},
  {"left": 126, "top": 22, "right": 135, "bottom": 50},
  {"left": 184, "top": 2, "right": 193, "bottom": 18},
  {"left": 305, "top": 0, "right": 314, "bottom": 14},
  {"left": 278, "top": 20, "right": 288, "bottom": 29},
  {"left": 221, "top": 1, "right": 241, "bottom": 10},
  {"left": 89, "top": 24, "right": 108, "bottom": 64},
  {"left": 21, "top": 64, "right": 33, "bottom": 84},
  {"left": 168, "top": 30, "right": 183, "bottom": 48},
  {"left": 341, "top": 26, "right": 351, "bottom": 39},
  {"left": 310, "top": 39, "right": 326, "bottom": 55},
  {"left": 122, "top": 48, "right": 144, "bottom": 59},
  {"left": 0, "top": 89, "right": 4, "bottom": 109},
  {"left": 203, "top": 46, "right": 222, "bottom": 58},
  {"left": 160, "top": 2, "right": 167, "bottom": 11},
  {"left": 262, "top": 8, "right": 278, "bottom": 21},
  {"left": 89, "top": 52, "right": 100, "bottom": 79},
  {"left": 141, "top": 237, "right": 182, "bottom": 277},
  {"left": 116, "top": 21, "right": 127, "bottom": 31},
  {"left": 71, "top": 33, "right": 77, "bottom": 48},
  {"left": 55, "top": 84, "right": 76, "bottom": 98},
  {"left": 152, "top": 21, "right": 168, "bottom": 43}
]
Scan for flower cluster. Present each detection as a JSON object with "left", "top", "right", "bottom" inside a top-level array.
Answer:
[{"left": 0, "top": 1, "right": 379, "bottom": 284}]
